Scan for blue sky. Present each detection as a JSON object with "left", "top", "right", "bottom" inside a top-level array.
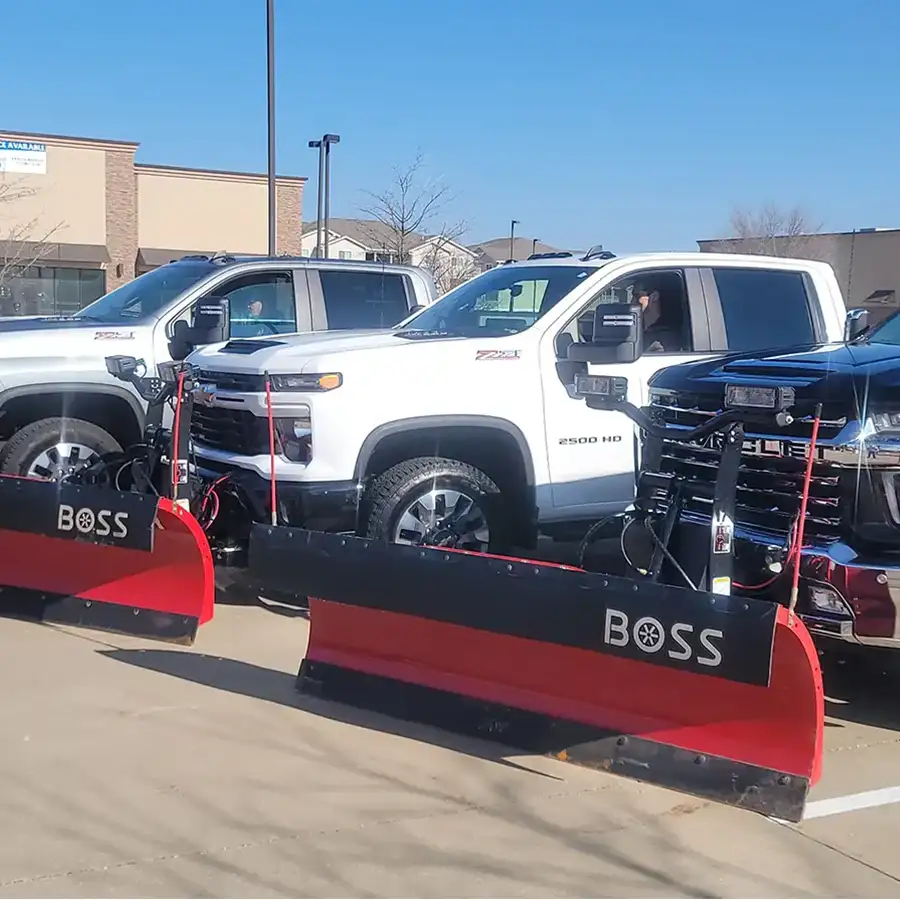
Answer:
[{"left": 4, "top": 0, "right": 899, "bottom": 253}]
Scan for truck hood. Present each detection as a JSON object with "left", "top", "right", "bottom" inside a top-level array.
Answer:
[
  {"left": 649, "top": 340, "right": 900, "bottom": 413},
  {"left": 0, "top": 315, "right": 116, "bottom": 332},
  {"left": 188, "top": 328, "right": 473, "bottom": 374},
  {"left": 0, "top": 319, "right": 147, "bottom": 366}
]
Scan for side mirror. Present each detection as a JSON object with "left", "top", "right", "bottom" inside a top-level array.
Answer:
[
  {"left": 574, "top": 373, "right": 629, "bottom": 410},
  {"left": 568, "top": 303, "right": 643, "bottom": 364},
  {"left": 408, "top": 304, "right": 425, "bottom": 315},
  {"left": 169, "top": 320, "right": 193, "bottom": 361},
  {"left": 192, "top": 298, "right": 229, "bottom": 345},
  {"left": 168, "top": 299, "right": 229, "bottom": 361},
  {"left": 844, "top": 308, "right": 869, "bottom": 342}
]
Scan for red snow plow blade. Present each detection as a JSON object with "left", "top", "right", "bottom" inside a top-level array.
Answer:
[
  {"left": 251, "top": 526, "right": 824, "bottom": 822},
  {"left": 0, "top": 476, "right": 214, "bottom": 643}
]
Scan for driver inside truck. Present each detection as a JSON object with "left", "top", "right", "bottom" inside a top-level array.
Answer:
[
  {"left": 633, "top": 282, "right": 684, "bottom": 353},
  {"left": 244, "top": 297, "right": 269, "bottom": 337}
]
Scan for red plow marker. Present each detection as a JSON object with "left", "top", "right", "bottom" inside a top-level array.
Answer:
[
  {"left": 0, "top": 475, "right": 214, "bottom": 643},
  {"left": 250, "top": 526, "right": 824, "bottom": 822}
]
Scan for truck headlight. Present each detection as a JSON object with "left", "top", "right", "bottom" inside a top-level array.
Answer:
[
  {"left": 808, "top": 583, "right": 853, "bottom": 617},
  {"left": 269, "top": 373, "right": 342, "bottom": 392},
  {"left": 869, "top": 412, "right": 900, "bottom": 436}
]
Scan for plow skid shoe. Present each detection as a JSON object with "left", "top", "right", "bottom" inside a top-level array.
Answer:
[
  {"left": 251, "top": 526, "right": 824, "bottom": 822},
  {"left": 0, "top": 477, "right": 214, "bottom": 643}
]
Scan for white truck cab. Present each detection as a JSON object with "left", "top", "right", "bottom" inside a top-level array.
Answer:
[
  {"left": 187, "top": 249, "right": 850, "bottom": 553},
  {"left": 0, "top": 254, "right": 436, "bottom": 478}
]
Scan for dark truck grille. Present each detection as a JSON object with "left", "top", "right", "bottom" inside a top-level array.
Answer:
[
  {"left": 196, "top": 369, "right": 266, "bottom": 392},
  {"left": 192, "top": 407, "right": 269, "bottom": 455},
  {"left": 650, "top": 394, "right": 845, "bottom": 543}
]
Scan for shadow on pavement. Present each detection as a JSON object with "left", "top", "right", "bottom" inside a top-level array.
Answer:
[
  {"left": 98, "top": 647, "right": 562, "bottom": 781},
  {"left": 821, "top": 648, "right": 900, "bottom": 731}
]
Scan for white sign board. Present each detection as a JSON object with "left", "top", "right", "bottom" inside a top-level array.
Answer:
[{"left": 0, "top": 139, "right": 47, "bottom": 175}]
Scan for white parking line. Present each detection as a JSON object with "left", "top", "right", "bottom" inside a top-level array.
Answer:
[{"left": 802, "top": 786, "right": 900, "bottom": 820}]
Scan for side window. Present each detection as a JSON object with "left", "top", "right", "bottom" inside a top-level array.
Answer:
[
  {"left": 557, "top": 268, "right": 694, "bottom": 355},
  {"left": 712, "top": 268, "right": 814, "bottom": 352},
  {"left": 319, "top": 270, "right": 410, "bottom": 329},
  {"left": 213, "top": 271, "right": 297, "bottom": 338}
]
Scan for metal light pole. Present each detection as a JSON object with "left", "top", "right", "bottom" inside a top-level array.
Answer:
[
  {"left": 308, "top": 139, "right": 324, "bottom": 257},
  {"left": 532, "top": 237, "right": 539, "bottom": 256},
  {"left": 322, "top": 133, "right": 340, "bottom": 258},
  {"left": 266, "top": 0, "right": 277, "bottom": 256},
  {"left": 509, "top": 219, "right": 520, "bottom": 261}
]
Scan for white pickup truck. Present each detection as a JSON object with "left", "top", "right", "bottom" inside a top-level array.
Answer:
[
  {"left": 185, "top": 250, "right": 854, "bottom": 553},
  {"left": 0, "top": 254, "right": 436, "bottom": 479}
]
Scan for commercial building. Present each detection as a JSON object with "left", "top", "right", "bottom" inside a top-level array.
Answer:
[
  {"left": 698, "top": 227, "right": 900, "bottom": 325},
  {"left": 0, "top": 130, "right": 305, "bottom": 317}
]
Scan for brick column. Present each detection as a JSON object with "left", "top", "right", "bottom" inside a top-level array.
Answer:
[
  {"left": 105, "top": 148, "right": 138, "bottom": 288},
  {"left": 276, "top": 179, "right": 304, "bottom": 255}
]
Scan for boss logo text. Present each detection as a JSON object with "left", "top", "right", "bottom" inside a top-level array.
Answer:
[
  {"left": 57, "top": 504, "right": 129, "bottom": 540},
  {"left": 603, "top": 608, "right": 723, "bottom": 667}
]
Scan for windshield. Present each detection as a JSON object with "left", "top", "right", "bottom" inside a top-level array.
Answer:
[
  {"left": 864, "top": 309, "right": 900, "bottom": 345},
  {"left": 73, "top": 261, "right": 216, "bottom": 323},
  {"left": 398, "top": 263, "right": 596, "bottom": 336}
]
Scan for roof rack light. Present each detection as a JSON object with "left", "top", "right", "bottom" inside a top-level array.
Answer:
[{"left": 581, "top": 244, "right": 616, "bottom": 262}]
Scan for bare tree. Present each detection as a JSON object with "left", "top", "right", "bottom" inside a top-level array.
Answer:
[
  {"left": 0, "top": 176, "right": 63, "bottom": 297},
  {"left": 358, "top": 153, "right": 473, "bottom": 292},
  {"left": 415, "top": 236, "right": 478, "bottom": 293},
  {"left": 704, "top": 204, "right": 822, "bottom": 258},
  {"left": 710, "top": 203, "right": 823, "bottom": 258}
]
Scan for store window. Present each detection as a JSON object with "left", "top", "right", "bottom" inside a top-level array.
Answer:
[{"left": 0, "top": 266, "right": 106, "bottom": 317}]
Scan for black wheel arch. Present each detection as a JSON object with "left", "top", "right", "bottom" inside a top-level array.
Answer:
[
  {"left": 0, "top": 383, "right": 145, "bottom": 447},
  {"left": 354, "top": 415, "right": 538, "bottom": 548}
]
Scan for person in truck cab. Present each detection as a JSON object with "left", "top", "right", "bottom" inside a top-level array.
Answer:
[
  {"left": 634, "top": 281, "right": 686, "bottom": 352},
  {"left": 245, "top": 297, "right": 269, "bottom": 337}
]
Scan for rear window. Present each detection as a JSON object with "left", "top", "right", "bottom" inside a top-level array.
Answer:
[
  {"left": 319, "top": 270, "right": 410, "bottom": 329},
  {"left": 713, "top": 268, "right": 816, "bottom": 352}
]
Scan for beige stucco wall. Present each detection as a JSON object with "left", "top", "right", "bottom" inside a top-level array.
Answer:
[
  {"left": 137, "top": 167, "right": 302, "bottom": 255},
  {"left": 0, "top": 141, "right": 107, "bottom": 245}
]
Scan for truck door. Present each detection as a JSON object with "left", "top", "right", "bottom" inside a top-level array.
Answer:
[
  {"left": 540, "top": 266, "right": 711, "bottom": 518},
  {"left": 154, "top": 267, "right": 312, "bottom": 366}
]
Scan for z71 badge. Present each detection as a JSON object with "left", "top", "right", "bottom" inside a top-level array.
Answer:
[{"left": 475, "top": 349, "right": 520, "bottom": 361}]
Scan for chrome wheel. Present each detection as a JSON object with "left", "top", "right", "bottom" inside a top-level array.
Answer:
[
  {"left": 27, "top": 442, "right": 100, "bottom": 481},
  {"left": 392, "top": 488, "right": 491, "bottom": 551}
]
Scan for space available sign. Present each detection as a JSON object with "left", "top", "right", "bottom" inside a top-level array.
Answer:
[{"left": 0, "top": 139, "right": 47, "bottom": 174}]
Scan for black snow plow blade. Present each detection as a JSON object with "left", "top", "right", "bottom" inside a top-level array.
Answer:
[{"left": 250, "top": 526, "right": 824, "bottom": 822}]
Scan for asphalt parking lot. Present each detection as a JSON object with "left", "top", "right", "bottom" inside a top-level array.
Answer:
[{"left": 2, "top": 599, "right": 900, "bottom": 898}]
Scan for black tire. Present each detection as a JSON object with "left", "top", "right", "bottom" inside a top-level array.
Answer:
[
  {"left": 0, "top": 417, "right": 122, "bottom": 480},
  {"left": 363, "top": 456, "right": 511, "bottom": 553}
]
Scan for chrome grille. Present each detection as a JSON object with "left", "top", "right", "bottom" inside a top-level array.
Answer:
[
  {"left": 659, "top": 439, "right": 843, "bottom": 541},
  {"left": 650, "top": 395, "right": 844, "bottom": 542},
  {"left": 649, "top": 390, "right": 846, "bottom": 440}
]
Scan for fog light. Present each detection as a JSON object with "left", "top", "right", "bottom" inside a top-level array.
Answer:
[
  {"left": 274, "top": 414, "right": 312, "bottom": 463},
  {"left": 808, "top": 584, "right": 851, "bottom": 616}
]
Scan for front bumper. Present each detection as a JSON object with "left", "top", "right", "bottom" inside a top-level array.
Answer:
[
  {"left": 195, "top": 457, "right": 363, "bottom": 567},
  {"left": 797, "top": 550, "right": 900, "bottom": 649},
  {"left": 731, "top": 529, "right": 900, "bottom": 649}
]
